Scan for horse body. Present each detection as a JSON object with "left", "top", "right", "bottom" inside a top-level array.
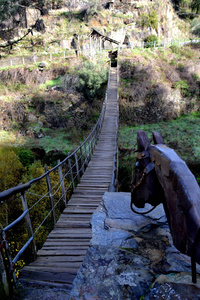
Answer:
[{"left": 131, "top": 130, "right": 200, "bottom": 282}]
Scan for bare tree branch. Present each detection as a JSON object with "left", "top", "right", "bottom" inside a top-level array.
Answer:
[{"left": 0, "top": 23, "right": 35, "bottom": 49}]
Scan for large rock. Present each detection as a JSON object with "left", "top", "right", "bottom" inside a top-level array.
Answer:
[{"left": 69, "top": 192, "right": 200, "bottom": 299}]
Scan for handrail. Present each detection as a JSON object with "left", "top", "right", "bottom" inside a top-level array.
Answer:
[
  {"left": 3, "top": 209, "right": 29, "bottom": 232},
  {"left": 0, "top": 61, "right": 112, "bottom": 293},
  {"left": 108, "top": 61, "right": 119, "bottom": 192}
]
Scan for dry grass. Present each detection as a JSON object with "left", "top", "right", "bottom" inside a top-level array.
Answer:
[{"left": 119, "top": 45, "right": 200, "bottom": 125}]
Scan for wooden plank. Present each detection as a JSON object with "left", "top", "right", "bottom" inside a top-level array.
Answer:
[
  {"left": 28, "top": 262, "right": 82, "bottom": 268},
  {"left": 43, "top": 240, "right": 90, "bottom": 244},
  {"left": 55, "top": 223, "right": 90, "bottom": 228},
  {"left": 23, "top": 266, "right": 79, "bottom": 274},
  {"left": 63, "top": 208, "right": 97, "bottom": 213},
  {"left": 21, "top": 270, "right": 76, "bottom": 284},
  {"left": 37, "top": 249, "right": 87, "bottom": 256},
  {"left": 42, "top": 246, "right": 89, "bottom": 250},
  {"left": 19, "top": 278, "right": 73, "bottom": 289},
  {"left": 55, "top": 225, "right": 90, "bottom": 229},
  {"left": 42, "top": 245, "right": 89, "bottom": 250},
  {"left": 49, "top": 228, "right": 91, "bottom": 234},
  {"left": 34, "top": 256, "right": 85, "bottom": 262},
  {"left": 48, "top": 231, "right": 92, "bottom": 239},
  {"left": 66, "top": 202, "right": 99, "bottom": 206}
]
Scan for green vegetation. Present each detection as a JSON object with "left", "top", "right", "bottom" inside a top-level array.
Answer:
[
  {"left": 144, "top": 35, "right": 158, "bottom": 48},
  {"left": 191, "top": 17, "right": 200, "bottom": 35},
  {"left": 0, "top": 52, "right": 109, "bottom": 276},
  {"left": 139, "top": 10, "right": 158, "bottom": 31},
  {"left": 0, "top": 146, "right": 71, "bottom": 275},
  {"left": 77, "top": 59, "right": 108, "bottom": 100},
  {"left": 119, "top": 113, "right": 200, "bottom": 163},
  {"left": 40, "top": 76, "right": 63, "bottom": 89},
  {"left": 118, "top": 44, "right": 200, "bottom": 190},
  {"left": 172, "top": 80, "right": 190, "bottom": 96},
  {"left": 118, "top": 113, "right": 200, "bottom": 190},
  {"left": 191, "top": 0, "right": 200, "bottom": 13}
]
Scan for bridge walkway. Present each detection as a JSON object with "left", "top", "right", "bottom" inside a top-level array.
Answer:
[{"left": 20, "top": 66, "right": 118, "bottom": 291}]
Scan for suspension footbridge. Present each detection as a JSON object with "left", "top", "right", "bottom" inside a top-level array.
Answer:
[{"left": 0, "top": 64, "right": 118, "bottom": 294}]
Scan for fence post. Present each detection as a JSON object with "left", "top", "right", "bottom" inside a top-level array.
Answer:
[
  {"left": 90, "top": 35, "right": 92, "bottom": 57},
  {"left": 45, "top": 167, "right": 56, "bottom": 225},
  {"left": 20, "top": 191, "right": 37, "bottom": 259},
  {"left": 10, "top": 59, "right": 13, "bottom": 67},
  {"left": 57, "top": 160, "right": 67, "bottom": 207},
  {"left": 74, "top": 153, "right": 80, "bottom": 182},
  {"left": 68, "top": 155, "right": 75, "bottom": 191}
]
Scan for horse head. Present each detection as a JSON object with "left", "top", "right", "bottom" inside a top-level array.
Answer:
[{"left": 131, "top": 130, "right": 165, "bottom": 213}]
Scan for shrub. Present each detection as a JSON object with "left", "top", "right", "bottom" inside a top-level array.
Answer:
[
  {"left": 77, "top": 60, "right": 108, "bottom": 100},
  {"left": 190, "top": 17, "right": 200, "bottom": 36},
  {"left": 144, "top": 35, "right": 158, "bottom": 48},
  {"left": 140, "top": 10, "right": 158, "bottom": 31},
  {"left": 17, "top": 148, "right": 35, "bottom": 167},
  {"left": 0, "top": 148, "right": 23, "bottom": 191},
  {"left": 172, "top": 80, "right": 190, "bottom": 96},
  {"left": 170, "top": 45, "right": 180, "bottom": 54}
]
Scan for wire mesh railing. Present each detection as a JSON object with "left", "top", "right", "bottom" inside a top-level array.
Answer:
[
  {"left": 119, "top": 38, "right": 200, "bottom": 50},
  {"left": 1, "top": 37, "right": 200, "bottom": 69},
  {"left": 0, "top": 63, "right": 111, "bottom": 294}
]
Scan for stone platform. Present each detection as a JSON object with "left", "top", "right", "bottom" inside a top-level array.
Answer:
[{"left": 69, "top": 192, "right": 200, "bottom": 300}]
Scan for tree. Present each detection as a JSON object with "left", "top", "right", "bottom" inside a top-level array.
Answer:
[
  {"left": 0, "top": 147, "right": 23, "bottom": 227},
  {"left": 0, "top": 0, "right": 48, "bottom": 50},
  {"left": 191, "top": 0, "right": 200, "bottom": 13},
  {"left": 0, "top": 0, "right": 19, "bottom": 22},
  {"left": 0, "top": 147, "right": 23, "bottom": 191}
]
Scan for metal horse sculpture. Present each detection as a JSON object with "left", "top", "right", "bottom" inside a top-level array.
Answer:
[{"left": 131, "top": 130, "right": 200, "bottom": 283}]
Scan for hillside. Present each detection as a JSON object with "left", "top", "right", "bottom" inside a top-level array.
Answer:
[
  {"left": 0, "top": 0, "right": 199, "bottom": 185},
  {"left": 1, "top": 1, "right": 200, "bottom": 299},
  {"left": 0, "top": 0, "right": 194, "bottom": 57},
  {"left": 118, "top": 44, "right": 200, "bottom": 191}
]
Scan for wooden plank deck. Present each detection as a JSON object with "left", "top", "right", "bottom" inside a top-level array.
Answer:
[{"left": 20, "top": 66, "right": 118, "bottom": 291}]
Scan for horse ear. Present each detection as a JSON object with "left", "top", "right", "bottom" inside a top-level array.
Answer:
[
  {"left": 152, "top": 131, "right": 165, "bottom": 145},
  {"left": 137, "top": 130, "right": 150, "bottom": 151}
]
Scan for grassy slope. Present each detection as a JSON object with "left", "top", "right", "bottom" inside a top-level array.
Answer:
[{"left": 118, "top": 45, "right": 200, "bottom": 190}]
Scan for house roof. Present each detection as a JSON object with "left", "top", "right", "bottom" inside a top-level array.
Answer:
[{"left": 90, "top": 28, "right": 120, "bottom": 45}]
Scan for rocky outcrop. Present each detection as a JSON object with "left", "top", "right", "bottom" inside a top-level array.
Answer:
[
  {"left": 103, "top": 0, "right": 190, "bottom": 45},
  {"left": 69, "top": 192, "right": 200, "bottom": 299}
]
